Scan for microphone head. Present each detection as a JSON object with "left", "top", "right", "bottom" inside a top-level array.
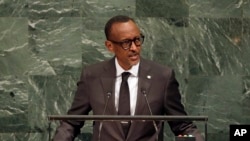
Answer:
[
  {"left": 141, "top": 88, "right": 146, "bottom": 95},
  {"left": 107, "top": 92, "right": 111, "bottom": 97}
]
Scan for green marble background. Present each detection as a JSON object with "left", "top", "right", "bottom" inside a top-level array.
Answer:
[{"left": 0, "top": 0, "right": 250, "bottom": 141}]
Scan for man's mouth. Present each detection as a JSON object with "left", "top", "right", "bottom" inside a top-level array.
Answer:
[{"left": 129, "top": 53, "right": 139, "bottom": 60}]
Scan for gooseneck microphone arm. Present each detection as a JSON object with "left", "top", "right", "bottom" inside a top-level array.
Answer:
[
  {"left": 98, "top": 92, "right": 111, "bottom": 141},
  {"left": 141, "top": 89, "right": 160, "bottom": 141}
]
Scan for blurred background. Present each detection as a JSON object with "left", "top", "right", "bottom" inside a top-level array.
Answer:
[{"left": 0, "top": 0, "right": 250, "bottom": 140}]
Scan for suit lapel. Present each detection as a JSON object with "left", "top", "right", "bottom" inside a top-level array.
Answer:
[
  {"left": 134, "top": 58, "right": 152, "bottom": 115},
  {"left": 100, "top": 58, "right": 124, "bottom": 137},
  {"left": 100, "top": 58, "right": 117, "bottom": 115},
  {"left": 128, "top": 58, "right": 153, "bottom": 139}
]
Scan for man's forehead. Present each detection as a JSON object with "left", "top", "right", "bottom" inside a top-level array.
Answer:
[{"left": 110, "top": 21, "right": 140, "bottom": 36}]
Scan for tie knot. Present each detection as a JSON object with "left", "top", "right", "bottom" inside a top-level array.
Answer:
[{"left": 122, "top": 72, "right": 131, "bottom": 81}]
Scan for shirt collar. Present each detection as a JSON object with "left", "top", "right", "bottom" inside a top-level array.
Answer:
[{"left": 115, "top": 57, "right": 139, "bottom": 77}]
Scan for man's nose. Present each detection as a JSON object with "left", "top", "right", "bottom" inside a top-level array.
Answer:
[{"left": 129, "top": 41, "right": 137, "bottom": 51}]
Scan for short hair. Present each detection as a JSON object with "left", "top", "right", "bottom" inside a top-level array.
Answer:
[{"left": 104, "top": 15, "right": 135, "bottom": 40}]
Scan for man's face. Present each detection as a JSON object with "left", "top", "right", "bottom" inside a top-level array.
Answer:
[{"left": 105, "top": 20, "right": 142, "bottom": 70}]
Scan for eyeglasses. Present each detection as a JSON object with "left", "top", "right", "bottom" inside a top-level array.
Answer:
[{"left": 109, "top": 34, "right": 145, "bottom": 50}]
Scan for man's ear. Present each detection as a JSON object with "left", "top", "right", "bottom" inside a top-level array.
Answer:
[{"left": 105, "top": 40, "right": 114, "bottom": 53}]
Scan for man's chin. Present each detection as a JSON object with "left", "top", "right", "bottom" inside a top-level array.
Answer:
[{"left": 129, "top": 59, "right": 140, "bottom": 66}]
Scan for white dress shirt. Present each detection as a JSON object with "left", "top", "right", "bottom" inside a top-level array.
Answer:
[{"left": 114, "top": 58, "right": 139, "bottom": 115}]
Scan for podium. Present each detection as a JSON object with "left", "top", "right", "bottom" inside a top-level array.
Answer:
[{"left": 48, "top": 115, "right": 208, "bottom": 141}]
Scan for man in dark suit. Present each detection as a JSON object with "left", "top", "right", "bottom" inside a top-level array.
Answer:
[{"left": 53, "top": 15, "right": 204, "bottom": 141}]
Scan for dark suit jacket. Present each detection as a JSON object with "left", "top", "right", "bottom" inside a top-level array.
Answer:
[{"left": 53, "top": 57, "right": 204, "bottom": 141}]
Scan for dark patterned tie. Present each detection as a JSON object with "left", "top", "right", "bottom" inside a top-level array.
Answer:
[{"left": 118, "top": 72, "right": 131, "bottom": 137}]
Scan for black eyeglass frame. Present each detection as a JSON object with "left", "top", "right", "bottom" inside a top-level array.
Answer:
[{"left": 108, "top": 34, "right": 145, "bottom": 50}]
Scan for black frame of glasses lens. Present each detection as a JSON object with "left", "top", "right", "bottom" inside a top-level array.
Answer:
[{"left": 109, "top": 34, "right": 145, "bottom": 50}]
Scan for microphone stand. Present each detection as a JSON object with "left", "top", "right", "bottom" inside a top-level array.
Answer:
[
  {"left": 98, "top": 92, "right": 111, "bottom": 141},
  {"left": 142, "top": 89, "right": 161, "bottom": 141}
]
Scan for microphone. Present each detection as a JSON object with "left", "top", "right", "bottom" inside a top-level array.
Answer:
[
  {"left": 98, "top": 92, "right": 111, "bottom": 141},
  {"left": 141, "top": 88, "right": 160, "bottom": 141}
]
